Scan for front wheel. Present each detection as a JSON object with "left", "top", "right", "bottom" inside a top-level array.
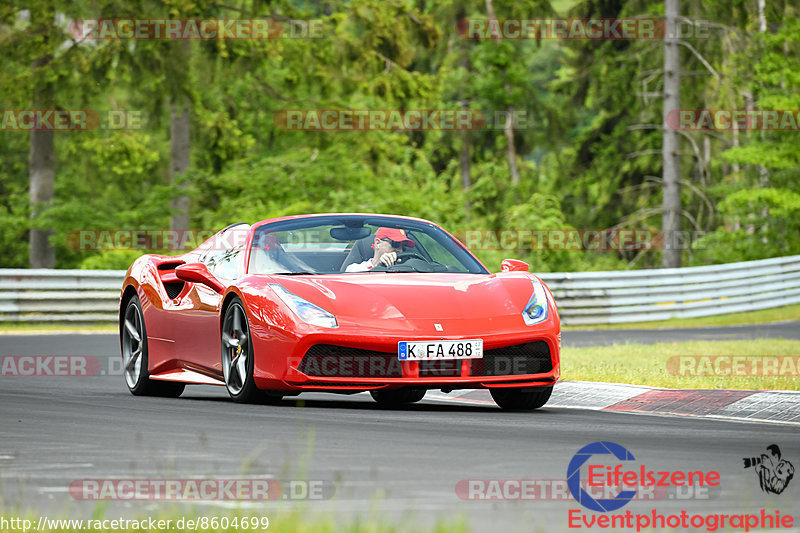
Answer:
[
  {"left": 221, "top": 298, "right": 282, "bottom": 404},
  {"left": 490, "top": 386, "right": 552, "bottom": 411},
  {"left": 370, "top": 388, "right": 426, "bottom": 407}
]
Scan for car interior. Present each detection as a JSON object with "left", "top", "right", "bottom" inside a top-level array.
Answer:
[{"left": 248, "top": 230, "right": 433, "bottom": 274}]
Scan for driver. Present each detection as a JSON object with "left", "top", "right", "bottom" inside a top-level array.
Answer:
[{"left": 345, "top": 228, "right": 415, "bottom": 272}]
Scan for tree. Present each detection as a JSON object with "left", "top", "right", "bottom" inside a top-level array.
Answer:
[
  {"left": 662, "top": 0, "right": 682, "bottom": 267},
  {"left": 28, "top": 4, "right": 57, "bottom": 268},
  {"left": 169, "top": 40, "right": 191, "bottom": 233},
  {"left": 3, "top": 0, "right": 799, "bottom": 274}
]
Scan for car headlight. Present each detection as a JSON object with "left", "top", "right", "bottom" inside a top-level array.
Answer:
[
  {"left": 270, "top": 284, "right": 338, "bottom": 328},
  {"left": 522, "top": 279, "right": 549, "bottom": 325}
]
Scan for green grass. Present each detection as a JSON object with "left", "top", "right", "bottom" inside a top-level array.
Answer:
[
  {"left": 0, "top": 322, "right": 116, "bottom": 334},
  {"left": 562, "top": 339, "right": 800, "bottom": 390},
  {"left": 561, "top": 303, "right": 800, "bottom": 330}
]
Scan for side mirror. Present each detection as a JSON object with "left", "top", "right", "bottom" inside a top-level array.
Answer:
[
  {"left": 500, "top": 259, "right": 530, "bottom": 273},
  {"left": 175, "top": 263, "right": 225, "bottom": 294}
]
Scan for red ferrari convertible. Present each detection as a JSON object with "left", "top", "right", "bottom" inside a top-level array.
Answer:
[{"left": 119, "top": 214, "right": 560, "bottom": 410}]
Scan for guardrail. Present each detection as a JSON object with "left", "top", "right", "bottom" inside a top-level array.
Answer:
[
  {"left": 541, "top": 255, "right": 800, "bottom": 325},
  {"left": 0, "top": 269, "right": 122, "bottom": 323},
  {"left": 1, "top": 254, "right": 800, "bottom": 325}
]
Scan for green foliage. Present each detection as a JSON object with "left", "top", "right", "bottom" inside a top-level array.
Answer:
[
  {"left": 40, "top": 130, "right": 174, "bottom": 268},
  {"left": 0, "top": 131, "right": 30, "bottom": 267},
  {"left": 79, "top": 249, "right": 145, "bottom": 270},
  {"left": 1, "top": 0, "right": 799, "bottom": 272},
  {"left": 693, "top": 188, "right": 800, "bottom": 263},
  {"left": 0, "top": 185, "right": 29, "bottom": 268}
]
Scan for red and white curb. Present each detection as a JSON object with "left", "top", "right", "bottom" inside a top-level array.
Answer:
[{"left": 425, "top": 381, "right": 800, "bottom": 425}]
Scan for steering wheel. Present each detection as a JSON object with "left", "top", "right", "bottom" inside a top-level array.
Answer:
[{"left": 394, "top": 251, "right": 429, "bottom": 264}]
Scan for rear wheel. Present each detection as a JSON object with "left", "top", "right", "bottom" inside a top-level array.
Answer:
[
  {"left": 121, "top": 294, "right": 184, "bottom": 397},
  {"left": 370, "top": 388, "right": 426, "bottom": 407},
  {"left": 222, "top": 299, "right": 282, "bottom": 404},
  {"left": 490, "top": 386, "right": 552, "bottom": 411}
]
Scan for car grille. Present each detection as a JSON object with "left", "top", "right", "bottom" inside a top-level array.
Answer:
[
  {"left": 163, "top": 281, "right": 184, "bottom": 299},
  {"left": 298, "top": 345, "right": 403, "bottom": 378},
  {"left": 418, "top": 359, "right": 460, "bottom": 377},
  {"left": 298, "top": 341, "right": 553, "bottom": 379},
  {"left": 470, "top": 341, "right": 553, "bottom": 376}
]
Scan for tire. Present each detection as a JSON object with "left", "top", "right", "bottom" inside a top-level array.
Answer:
[
  {"left": 490, "top": 386, "right": 552, "bottom": 411},
  {"left": 370, "top": 388, "right": 426, "bottom": 407},
  {"left": 221, "top": 298, "right": 282, "bottom": 404},
  {"left": 121, "top": 294, "right": 185, "bottom": 398}
]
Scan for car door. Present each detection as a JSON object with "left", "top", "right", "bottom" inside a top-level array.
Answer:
[{"left": 172, "top": 225, "right": 250, "bottom": 375}]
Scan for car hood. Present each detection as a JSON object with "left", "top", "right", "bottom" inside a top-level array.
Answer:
[{"left": 261, "top": 272, "right": 537, "bottom": 323}]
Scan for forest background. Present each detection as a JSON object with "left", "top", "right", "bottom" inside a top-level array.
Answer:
[{"left": 2, "top": 0, "right": 798, "bottom": 273}]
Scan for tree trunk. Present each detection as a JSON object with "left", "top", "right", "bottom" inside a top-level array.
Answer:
[
  {"left": 28, "top": 8, "right": 55, "bottom": 269},
  {"left": 169, "top": 40, "right": 191, "bottom": 234},
  {"left": 753, "top": 3, "right": 769, "bottom": 186},
  {"left": 458, "top": 37, "right": 472, "bottom": 214},
  {"left": 460, "top": 129, "right": 472, "bottom": 214},
  {"left": 661, "top": 0, "right": 681, "bottom": 268},
  {"left": 484, "top": 0, "right": 498, "bottom": 28},
  {"left": 29, "top": 98, "right": 55, "bottom": 268},
  {"left": 485, "top": 0, "right": 520, "bottom": 185},
  {"left": 504, "top": 104, "right": 520, "bottom": 185},
  {"left": 169, "top": 97, "right": 191, "bottom": 233}
]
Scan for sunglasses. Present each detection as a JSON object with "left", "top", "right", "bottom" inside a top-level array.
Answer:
[{"left": 379, "top": 238, "right": 404, "bottom": 248}]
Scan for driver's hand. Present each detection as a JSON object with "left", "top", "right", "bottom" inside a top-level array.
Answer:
[{"left": 378, "top": 252, "right": 398, "bottom": 267}]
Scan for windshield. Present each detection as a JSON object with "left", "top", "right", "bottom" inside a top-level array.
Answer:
[{"left": 247, "top": 216, "right": 487, "bottom": 275}]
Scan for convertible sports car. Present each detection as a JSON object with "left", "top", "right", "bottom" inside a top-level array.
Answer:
[{"left": 119, "top": 214, "right": 561, "bottom": 410}]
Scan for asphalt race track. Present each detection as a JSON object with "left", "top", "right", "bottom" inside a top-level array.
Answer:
[{"left": 1, "top": 325, "right": 799, "bottom": 532}]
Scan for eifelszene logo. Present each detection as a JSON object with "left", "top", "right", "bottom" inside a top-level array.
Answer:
[
  {"left": 567, "top": 441, "right": 638, "bottom": 512},
  {"left": 566, "top": 441, "right": 721, "bottom": 512},
  {"left": 743, "top": 444, "right": 795, "bottom": 495},
  {"left": 566, "top": 441, "right": 795, "bottom": 531}
]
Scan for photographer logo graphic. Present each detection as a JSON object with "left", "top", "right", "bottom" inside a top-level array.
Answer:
[
  {"left": 566, "top": 441, "right": 722, "bottom": 515},
  {"left": 567, "top": 441, "right": 637, "bottom": 512},
  {"left": 743, "top": 444, "right": 795, "bottom": 494}
]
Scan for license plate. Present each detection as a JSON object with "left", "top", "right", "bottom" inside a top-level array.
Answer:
[{"left": 398, "top": 339, "right": 483, "bottom": 361}]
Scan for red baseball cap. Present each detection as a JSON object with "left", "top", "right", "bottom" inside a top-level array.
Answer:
[{"left": 375, "top": 227, "right": 415, "bottom": 248}]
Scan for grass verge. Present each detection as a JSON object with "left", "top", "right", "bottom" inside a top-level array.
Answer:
[
  {"left": 561, "top": 339, "right": 800, "bottom": 390},
  {"left": 0, "top": 322, "right": 116, "bottom": 334},
  {"left": 561, "top": 303, "right": 800, "bottom": 330}
]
